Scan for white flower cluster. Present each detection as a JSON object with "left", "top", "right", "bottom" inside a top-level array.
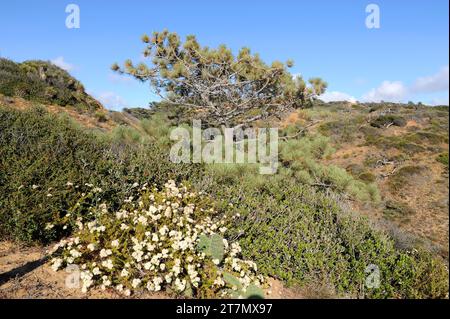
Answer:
[{"left": 49, "top": 180, "right": 264, "bottom": 297}]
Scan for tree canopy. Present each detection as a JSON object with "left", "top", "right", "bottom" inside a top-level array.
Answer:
[{"left": 112, "top": 30, "right": 327, "bottom": 126}]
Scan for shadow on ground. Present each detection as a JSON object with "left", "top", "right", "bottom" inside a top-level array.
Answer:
[{"left": 0, "top": 256, "right": 49, "bottom": 286}]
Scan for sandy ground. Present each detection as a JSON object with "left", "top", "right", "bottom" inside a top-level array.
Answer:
[
  {"left": 0, "top": 241, "right": 301, "bottom": 299},
  {"left": 0, "top": 241, "right": 166, "bottom": 299}
]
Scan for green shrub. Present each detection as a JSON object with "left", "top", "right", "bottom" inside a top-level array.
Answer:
[
  {"left": 370, "top": 115, "right": 406, "bottom": 128},
  {"left": 405, "top": 131, "right": 448, "bottom": 145},
  {"left": 365, "top": 134, "right": 427, "bottom": 155},
  {"left": 2, "top": 101, "right": 448, "bottom": 299},
  {"left": 123, "top": 107, "right": 154, "bottom": 120},
  {"left": 280, "top": 133, "right": 335, "bottom": 162},
  {"left": 383, "top": 200, "right": 415, "bottom": 221},
  {"left": 0, "top": 58, "right": 102, "bottom": 112},
  {"left": 0, "top": 106, "right": 201, "bottom": 243},
  {"left": 358, "top": 172, "right": 376, "bottom": 183},
  {"left": 95, "top": 111, "right": 108, "bottom": 122},
  {"left": 388, "top": 165, "right": 428, "bottom": 193},
  {"left": 280, "top": 133, "right": 380, "bottom": 202},
  {"left": 194, "top": 173, "right": 448, "bottom": 298},
  {"left": 436, "top": 152, "right": 449, "bottom": 167},
  {"left": 318, "top": 117, "right": 364, "bottom": 143}
]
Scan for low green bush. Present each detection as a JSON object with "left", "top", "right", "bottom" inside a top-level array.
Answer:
[
  {"left": 370, "top": 115, "right": 406, "bottom": 128},
  {"left": 318, "top": 117, "right": 364, "bottom": 143},
  {"left": 405, "top": 131, "right": 448, "bottom": 145},
  {"left": 365, "top": 134, "right": 427, "bottom": 155},
  {"left": 95, "top": 111, "right": 108, "bottom": 122},
  {"left": 388, "top": 165, "right": 428, "bottom": 193},
  {"left": 280, "top": 132, "right": 380, "bottom": 202},
  {"left": 123, "top": 107, "right": 154, "bottom": 120},
  {"left": 194, "top": 173, "right": 448, "bottom": 298},
  {"left": 0, "top": 58, "right": 102, "bottom": 112},
  {"left": 358, "top": 172, "right": 377, "bottom": 183},
  {"left": 383, "top": 200, "right": 415, "bottom": 221},
  {"left": 436, "top": 152, "right": 449, "bottom": 167},
  {"left": 0, "top": 106, "right": 201, "bottom": 243}
]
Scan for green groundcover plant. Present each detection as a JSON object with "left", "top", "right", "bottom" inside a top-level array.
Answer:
[{"left": 195, "top": 167, "right": 449, "bottom": 299}]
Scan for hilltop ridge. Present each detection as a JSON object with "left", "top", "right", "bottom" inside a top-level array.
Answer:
[{"left": 0, "top": 58, "right": 104, "bottom": 112}]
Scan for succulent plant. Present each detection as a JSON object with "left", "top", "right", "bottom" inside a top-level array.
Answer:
[
  {"left": 223, "top": 272, "right": 264, "bottom": 299},
  {"left": 197, "top": 233, "right": 225, "bottom": 262}
]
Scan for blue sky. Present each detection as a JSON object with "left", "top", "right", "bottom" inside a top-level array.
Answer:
[{"left": 0, "top": 0, "right": 448, "bottom": 109}]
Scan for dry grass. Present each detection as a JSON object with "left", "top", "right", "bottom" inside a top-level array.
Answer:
[{"left": 284, "top": 104, "right": 449, "bottom": 259}]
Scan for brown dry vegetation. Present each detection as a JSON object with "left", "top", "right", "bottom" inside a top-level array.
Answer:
[{"left": 290, "top": 102, "right": 449, "bottom": 259}]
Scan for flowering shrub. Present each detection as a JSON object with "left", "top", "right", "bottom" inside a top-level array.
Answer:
[{"left": 49, "top": 180, "right": 265, "bottom": 298}]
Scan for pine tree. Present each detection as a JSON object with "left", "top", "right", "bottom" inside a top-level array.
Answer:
[{"left": 112, "top": 30, "right": 327, "bottom": 126}]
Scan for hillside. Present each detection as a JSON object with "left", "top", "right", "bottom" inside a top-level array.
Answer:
[
  {"left": 0, "top": 58, "right": 103, "bottom": 112},
  {"left": 0, "top": 58, "right": 448, "bottom": 299},
  {"left": 286, "top": 102, "right": 449, "bottom": 258},
  {"left": 0, "top": 58, "right": 151, "bottom": 132}
]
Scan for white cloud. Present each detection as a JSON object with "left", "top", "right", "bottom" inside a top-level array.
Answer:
[
  {"left": 361, "top": 66, "right": 449, "bottom": 104},
  {"left": 96, "top": 92, "right": 128, "bottom": 110},
  {"left": 319, "top": 91, "right": 357, "bottom": 103},
  {"left": 51, "top": 56, "right": 75, "bottom": 72},
  {"left": 362, "top": 81, "right": 408, "bottom": 102},
  {"left": 411, "top": 65, "right": 449, "bottom": 93}
]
